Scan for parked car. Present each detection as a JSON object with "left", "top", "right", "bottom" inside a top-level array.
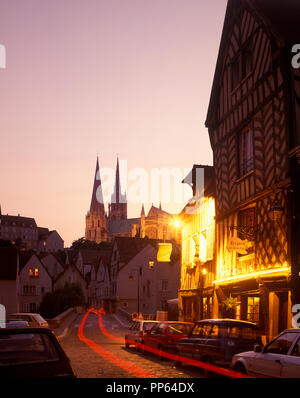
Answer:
[
  {"left": 142, "top": 321, "right": 194, "bottom": 355},
  {"left": 125, "top": 320, "right": 159, "bottom": 348},
  {"left": 0, "top": 327, "right": 76, "bottom": 378},
  {"left": 4, "top": 320, "right": 29, "bottom": 328},
  {"left": 231, "top": 328, "right": 300, "bottom": 377},
  {"left": 8, "top": 313, "right": 49, "bottom": 328},
  {"left": 176, "top": 319, "right": 261, "bottom": 369}
]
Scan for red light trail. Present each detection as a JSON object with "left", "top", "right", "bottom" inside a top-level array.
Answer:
[{"left": 77, "top": 308, "right": 251, "bottom": 379}]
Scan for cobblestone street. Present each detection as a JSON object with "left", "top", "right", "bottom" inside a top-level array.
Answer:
[{"left": 57, "top": 312, "right": 205, "bottom": 379}]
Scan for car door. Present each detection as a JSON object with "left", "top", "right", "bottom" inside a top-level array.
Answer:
[
  {"left": 144, "top": 323, "right": 161, "bottom": 348},
  {"left": 250, "top": 332, "right": 297, "bottom": 377},
  {"left": 280, "top": 334, "right": 300, "bottom": 378}
]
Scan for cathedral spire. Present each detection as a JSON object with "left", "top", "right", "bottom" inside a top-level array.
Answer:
[
  {"left": 111, "top": 157, "right": 126, "bottom": 204},
  {"left": 89, "top": 156, "right": 105, "bottom": 213}
]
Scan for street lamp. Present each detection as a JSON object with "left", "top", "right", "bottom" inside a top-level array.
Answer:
[{"left": 129, "top": 267, "right": 142, "bottom": 314}]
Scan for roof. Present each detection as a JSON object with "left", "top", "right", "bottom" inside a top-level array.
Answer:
[
  {"left": 108, "top": 218, "right": 140, "bottom": 234},
  {"left": 79, "top": 249, "right": 103, "bottom": 265},
  {"left": 146, "top": 205, "right": 170, "bottom": 218},
  {"left": 89, "top": 157, "right": 105, "bottom": 214},
  {"left": 251, "top": 0, "right": 300, "bottom": 42},
  {"left": 0, "top": 247, "right": 18, "bottom": 280},
  {"left": 205, "top": 0, "right": 300, "bottom": 128},
  {"left": 0, "top": 215, "right": 37, "bottom": 228},
  {"left": 114, "top": 236, "right": 180, "bottom": 265},
  {"left": 19, "top": 251, "right": 36, "bottom": 271},
  {"left": 182, "top": 165, "right": 215, "bottom": 197}
]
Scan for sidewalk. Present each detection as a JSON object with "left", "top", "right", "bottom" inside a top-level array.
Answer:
[
  {"left": 53, "top": 310, "right": 81, "bottom": 340},
  {"left": 112, "top": 312, "right": 132, "bottom": 329}
]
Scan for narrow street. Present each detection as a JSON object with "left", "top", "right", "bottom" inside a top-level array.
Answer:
[{"left": 57, "top": 312, "right": 205, "bottom": 379}]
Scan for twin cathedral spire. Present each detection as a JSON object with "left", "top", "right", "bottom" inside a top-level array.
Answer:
[{"left": 85, "top": 157, "right": 128, "bottom": 243}]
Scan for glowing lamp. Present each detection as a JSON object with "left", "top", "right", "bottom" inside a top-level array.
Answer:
[
  {"left": 269, "top": 197, "right": 284, "bottom": 221},
  {"left": 157, "top": 243, "right": 172, "bottom": 262}
]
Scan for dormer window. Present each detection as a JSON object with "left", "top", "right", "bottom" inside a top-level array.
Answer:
[
  {"left": 29, "top": 268, "right": 39, "bottom": 277},
  {"left": 232, "top": 43, "right": 252, "bottom": 90}
]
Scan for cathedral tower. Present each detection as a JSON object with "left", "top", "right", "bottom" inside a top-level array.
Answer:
[
  {"left": 85, "top": 157, "right": 108, "bottom": 243},
  {"left": 108, "top": 157, "right": 127, "bottom": 221}
]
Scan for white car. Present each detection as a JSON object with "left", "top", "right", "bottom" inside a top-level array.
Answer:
[
  {"left": 8, "top": 313, "right": 49, "bottom": 328},
  {"left": 231, "top": 328, "right": 300, "bottom": 377}
]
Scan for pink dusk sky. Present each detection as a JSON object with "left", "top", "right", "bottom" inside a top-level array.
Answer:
[{"left": 0, "top": 0, "right": 227, "bottom": 247}]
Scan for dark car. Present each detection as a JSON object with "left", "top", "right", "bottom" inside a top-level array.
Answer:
[
  {"left": 176, "top": 319, "right": 261, "bottom": 369},
  {"left": 0, "top": 327, "right": 76, "bottom": 378},
  {"left": 125, "top": 320, "right": 159, "bottom": 348},
  {"left": 142, "top": 321, "right": 194, "bottom": 355}
]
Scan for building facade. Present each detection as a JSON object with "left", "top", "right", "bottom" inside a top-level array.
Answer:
[
  {"left": 178, "top": 165, "right": 216, "bottom": 322},
  {"left": 205, "top": 0, "right": 300, "bottom": 340}
]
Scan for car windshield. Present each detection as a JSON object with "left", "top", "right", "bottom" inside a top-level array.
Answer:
[
  {"left": 143, "top": 322, "right": 157, "bottom": 331},
  {"left": 0, "top": 333, "right": 60, "bottom": 365},
  {"left": 33, "top": 314, "right": 47, "bottom": 323},
  {"left": 168, "top": 323, "right": 193, "bottom": 335}
]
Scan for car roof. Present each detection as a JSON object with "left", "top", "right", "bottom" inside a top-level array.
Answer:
[
  {"left": 158, "top": 321, "right": 194, "bottom": 324},
  {"left": 9, "top": 313, "right": 39, "bottom": 316},
  {"left": 282, "top": 328, "right": 300, "bottom": 332},
  {"left": 195, "top": 318, "right": 258, "bottom": 327}
]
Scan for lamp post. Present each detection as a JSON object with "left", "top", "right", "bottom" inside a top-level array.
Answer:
[{"left": 129, "top": 267, "right": 142, "bottom": 314}]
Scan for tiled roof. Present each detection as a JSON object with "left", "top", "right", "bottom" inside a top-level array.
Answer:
[
  {"left": 0, "top": 215, "right": 37, "bottom": 228},
  {"left": 114, "top": 236, "right": 177, "bottom": 264}
]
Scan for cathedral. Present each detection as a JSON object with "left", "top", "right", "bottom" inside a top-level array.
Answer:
[{"left": 85, "top": 157, "right": 180, "bottom": 243}]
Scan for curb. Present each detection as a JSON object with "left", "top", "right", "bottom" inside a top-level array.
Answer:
[
  {"left": 112, "top": 313, "right": 131, "bottom": 328},
  {"left": 56, "top": 312, "right": 81, "bottom": 340}
]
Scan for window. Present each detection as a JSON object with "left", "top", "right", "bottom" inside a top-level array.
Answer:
[
  {"left": 23, "top": 286, "right": 36, "bottom": 296},
  {"left": 238, "top": 127, "right": 254, "bottom": 177},
  {"left": 159, "top": 280, "right": 168, "bottom": 292},
  {"left": 168, "top": 323, "right": 193, "bottom": 335},
  {"left": 265, "top": 332, "right": 297, "bottom": 355},
  {"left": 291, "top": 337, "right": 300, "bottom": 357},
  {"left": 232, "top": 44, "right": 252, "bottom": 90},
  {"left": 247, "top": 296, "right": 260, "bottom": 324},
  {"left": 191, "top": 323, "right": 218, "bottom": 338},
  {"left": 227, "top": 326, "right": 258, "bottom": 340},
  {"left": 203, "top": 297, "right": 212, "bottom": 319},
  {"left": 29, "top": 268, "right": 39, "bottom": 277},
  {"left": 238, "top": 207, "right": 256, "bottom": 244},
  {"left": 0, "top": 333, "right": 60, "bottom": 365}
]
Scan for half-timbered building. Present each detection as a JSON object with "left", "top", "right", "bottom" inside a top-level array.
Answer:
[
  {"left": 178, "top": 165, "right": 216, "bottom": 322},
  {"left": 205, "top": 0, "right": 300, "bottom": 340}
]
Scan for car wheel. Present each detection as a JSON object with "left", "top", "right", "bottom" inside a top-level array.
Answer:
[
  {"left": 202, "top": 356, "right": 213, "bottom": 378},
  {"left": 174, "top": 352, "right": 182, "bottom": 367},
  {"left": 140, "top": 341, "right": 147, "bottom": 355},
  {"left": 234, "top": 362, "right": 247, "bottom": 375},
  {"left": 157, "top": 344, "right": 163, "bottom": 360}
]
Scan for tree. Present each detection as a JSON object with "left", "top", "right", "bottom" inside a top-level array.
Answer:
[
  {"left": 70, "top": 237, "right": 112, "bottom": 252},
  {"left": 39, "top": 282, "right": 85, "bottom": 319}
]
